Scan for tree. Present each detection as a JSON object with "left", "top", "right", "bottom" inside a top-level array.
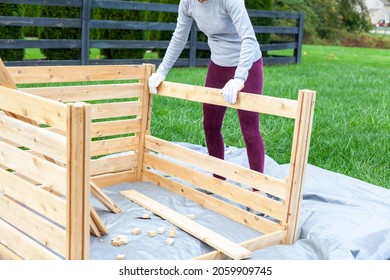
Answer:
[
  {"left": 0, "top": 3, "right": 25, "bottom": 61},
  {"left": 98, "top": 0, "right": 146, "bottom": 59},
  {"left": 337, "top": 0, "right": 371, "bottom": 32},
  {"left": 273, "top": 0, "right": 371, "bottom": 43},
  {"left": 245, "top": 0, "right": 273, "bottom": 48},
  {"left": 38, "top": 5, "right": 81, "bottom": 60}
]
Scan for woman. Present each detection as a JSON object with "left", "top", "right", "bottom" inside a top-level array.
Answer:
[{"left": 149, "top": 0, "right": 265, "bottom": 185}]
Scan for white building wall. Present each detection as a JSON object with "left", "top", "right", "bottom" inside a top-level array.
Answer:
[{"left": 364, "top": 0, "right": 390, "bottom": 23}]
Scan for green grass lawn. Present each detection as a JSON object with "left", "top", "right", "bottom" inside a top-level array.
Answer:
[{"left": 151, "top": 45, "right": 389, "bottom": 189}]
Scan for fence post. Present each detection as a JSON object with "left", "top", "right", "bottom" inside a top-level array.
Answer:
[
  {"left": 81, "top": 0, "right": 91, "bottom": 65},
  {"left": 294, "top": 12, "right": 304, "bottom": 64},
  {"left": 189, "top": 22, "right": 197, "bottom": 68}
]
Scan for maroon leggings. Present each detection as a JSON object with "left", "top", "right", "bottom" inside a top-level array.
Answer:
[{"left": 203, "top": 58, "right": 265, "bottom": 179}]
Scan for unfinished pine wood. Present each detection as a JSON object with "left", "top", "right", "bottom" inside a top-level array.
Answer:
[
  {"left": 91, "top": 180, "right": 122, "bottom": 214},
  {"left": 0, "top": 140, "right": 67, "bottom": 195},
  {"left": 21, "top": 83, "right": 143, "bottom": 102},
  {"left": 90, "top": 101, "right": 142, "bottom": 120},
  {"left": 121, "top": 190, "right": 252, "bottom": 260},
  {"left": 143, "top": 152, "right": 285, "bottom": 221},
  {"left": 142, "top": 170, "right": 282, "bottom": 235},
  {"left": 285, "top": 90, "right": 316, "bottom": 243},
  {"left": 90, "top": 207, "right": 108, "bottom": 236},
  {"left": 91, "top": 170, "right": 138, "bottom": 188},
  {"left": 158, "top": 81, "right": 298, "bottom": 119},
  {"left": 0, "top": 243, "right": 22, "bottom": 260},
  {"left": 90, "top": 217, "right": 102, "bottom": 238},
  {"left": 0, "top": 85, "right": 68, "bottom": 131},
  {"left": 91, "top": 119, "right": 141, "bottom": 138},
  {"left": 0, "top": 219, "right": 61, "bottom": 260},
  {"left": 90, "top": 153, "right": 136, "bottom": 177},
  {"left": 91, "top": 136, "right": 139, "bottom": 157},
  {"left": 0, "top": 167, "right": 66, "bottom": 226},
  {"left": 0, "top": 58, "right": 17, "bottom": 89},
  {"left": 137, "top": 64, "right": 154, "bottom": 181},
  {"left": 0, "top": 195, "right": 66, "bottom": 256},
  {"left": 0, "top": 113, "right": 67, "bottom": 163},
  {"left": 7, "top": 64, "right": 147, "bottom": 84},
  {"left": 194, "top": 230, "right": 286, "bottom": 260},
  {"left": 145, "top": 135, "right": 288, "bottom": 200},
  {"left": 66, "top": 103, "right": 90, "bottom": 260}
]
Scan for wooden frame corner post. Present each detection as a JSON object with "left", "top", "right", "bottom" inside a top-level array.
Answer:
[
  {"left": 137, "top": 64, "right": 155, "bottom": 181},
  {"left": 66, "top": 102, "right": 91, "bottom": 260},
  {"left": 285, "top": 89, "right": 316, "bottom": 244}
]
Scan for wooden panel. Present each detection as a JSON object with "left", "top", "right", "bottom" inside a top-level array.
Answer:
[
  {"left": 91, "top": 170, "right": 138, "bottom": 188},
  {"left": 0, "top": 167, "right": 66, "bottom": 226},
  {"left": 0, "top": 140, "right": 67, "bottom": 195},
  {"left": 91, "top": 136, "right": 139, "bottom": 157},
  {"left": 143, "top": 170, "right": 283, "bottom": 235},
  {"left": 90, "top": 153, "right": 136, "bottom": 176},
  {"left": 0, "top": 113, "right": 67, "bottom": 163},
  {"left": 91, "top": 119, "right": 141, "bottom": 138},
  {"left": 91, "top": 101, "right": 142, "bottom": 119},
  {"left": 0, "top": 85, "right": 68, "bottom": 131},
  {"left": 21, "top": 83, "right": 143, "bottom": 102},
  {"left": 0, "top": 195, "right": 66, "bottom": 256},
  {"left": 121, "top": 190, "right": 253, "bottom": 260},
  {"left": 158, "top": 81, "right": 298, "bottom": 119},
  {"left": 0, "top": 243, "right": 22, "bottom": 260},
  {"left": 145, "top": 136, "right": 288, "bottom": 200},
  {"left": 144, "top": 153, "right": 285, "bottom": 221},
  {"left": 7, "top": 65, "right": 147, "bottom": 84},
  {"left": 0, "top": 219, "right": 61, "bottom": 260}
]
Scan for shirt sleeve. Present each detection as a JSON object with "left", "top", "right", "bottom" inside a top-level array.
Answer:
[
  {"left": 156, "top": 1, "right": 193, "bottom": 77},
  {"left": 224, "top": 0, "right": 261, "bottom": 81}
]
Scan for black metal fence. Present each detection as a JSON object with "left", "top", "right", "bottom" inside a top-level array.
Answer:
[{"left": 0, "top": 0, "right": 304, "bottom": 67}]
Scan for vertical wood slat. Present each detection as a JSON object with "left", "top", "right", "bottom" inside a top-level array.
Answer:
[
  {"left": 66, "top": 102, "right": 91, "bottom": 260},
  {"left": 137, "top": 64, "right": 154, "bottom": 181},
  {"left": 285, "top": 90, "right": 316, "bottom": 243}
]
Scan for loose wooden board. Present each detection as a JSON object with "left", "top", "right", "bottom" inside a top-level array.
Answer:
[{"left": 120, "top": 190, "right": 253, "bottom": 260}]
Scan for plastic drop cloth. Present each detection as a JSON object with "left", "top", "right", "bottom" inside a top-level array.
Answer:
[{"left": 90, "top": 143, "right": 390, "bottom": 260}]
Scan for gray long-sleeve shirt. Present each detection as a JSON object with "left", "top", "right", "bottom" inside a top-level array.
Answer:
[{"left": 157, "top": 0, "right": 262, "bottom": 82}]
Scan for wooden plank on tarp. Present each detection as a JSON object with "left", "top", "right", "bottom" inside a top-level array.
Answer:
[{"left": 120, "top": 190, "right": 253, "bottom": 260}]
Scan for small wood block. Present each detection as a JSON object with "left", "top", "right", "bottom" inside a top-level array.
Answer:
[
  {"left": 142, "top": 213, "right": 151, "bottom": 219},
  {"left": 131, "top": 227, "right": 142, "bottom": 235},
  {"left": 116, "top": 254, "right": 126, "bottom": 260},
  {"left": 148, "top": 230, "right": 157, "bottom": 237},
  {"left": 157, "top": 226, "right": 165, "bottom": 234},
  {"left": 165, "top": 238, "right": 174, "bottom": 246},
  {"left": 111, "top": 235, "right": 129, "bottom": 246},
  {"left": 168, "top": 228, "right": 176, "bottom": 237}
]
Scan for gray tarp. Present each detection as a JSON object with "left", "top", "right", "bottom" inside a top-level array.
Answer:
[{"left": 90, "top": 144, "right": 390, "bottom": 260}]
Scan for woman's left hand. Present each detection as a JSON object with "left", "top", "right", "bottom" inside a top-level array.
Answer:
[{"left": 220, "top": 78, "right": 245, "bottom": 104}]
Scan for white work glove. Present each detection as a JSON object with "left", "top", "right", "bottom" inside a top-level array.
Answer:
[
  {"left": 220, "top": 78, "right": 245, "bottom": 104},
  {"left": 148, "top": 72, "right": 166, "bottom": 94}
]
